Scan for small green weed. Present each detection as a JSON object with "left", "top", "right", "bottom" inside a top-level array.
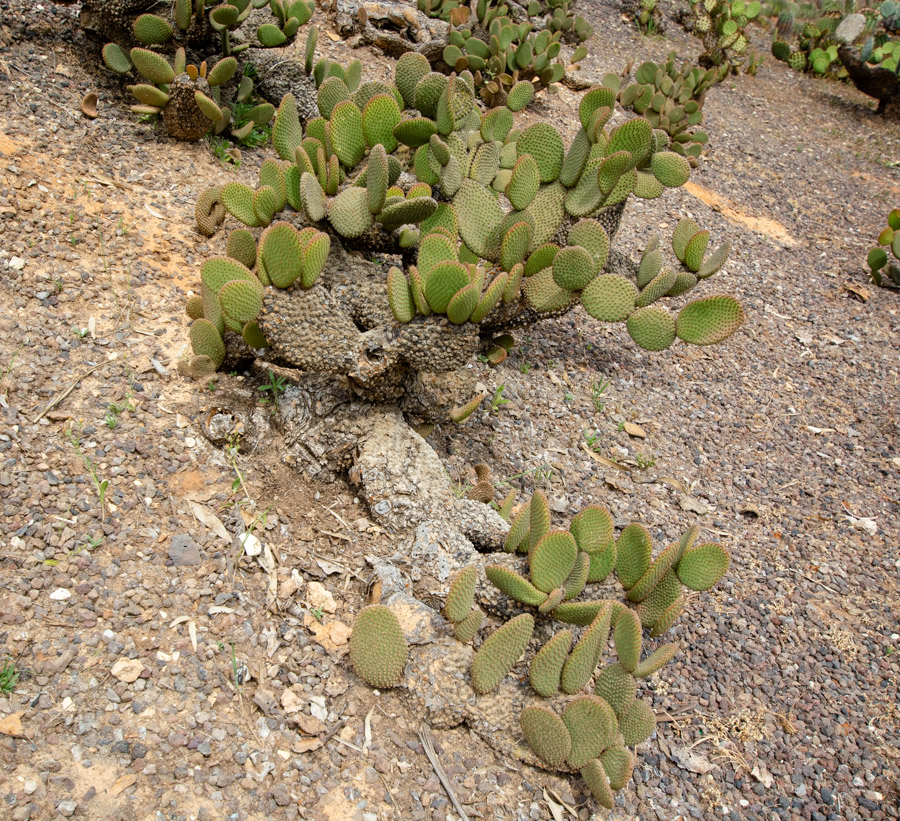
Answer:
[
  {"left": 66, "top": 424, "right": 109, "bottom": 521},
  {"left": 0, "top": 659, "right": 19, "bottom": 694},
  {"left": 257, "top": 370, "right": 288, "bottom": 411},
  {"left": 519, "top": 361, "right": 532, "bottom": 374},
  {"left": 634, "top": 453, "right": 656, "bottom": 471},
  {"left": 591, "top": 377, "right": 611, "bottom": 413},
  {"left": 490, "top": 384, "right": 510, "bottom": 414}
]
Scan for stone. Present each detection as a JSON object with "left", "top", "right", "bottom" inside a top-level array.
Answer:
[
  {"left": 110, "top": 658, "right": 144, "bottom": 683},
  {"left": 168, "top": 533, "right": 201, "bottom": 566},
  {"left": 834, "top": 13, "right": 865, "bottom": 45}
]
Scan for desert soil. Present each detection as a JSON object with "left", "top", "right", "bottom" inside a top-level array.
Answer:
[{"left": 0, "top": 0, "right": 898, "bottom": 820}]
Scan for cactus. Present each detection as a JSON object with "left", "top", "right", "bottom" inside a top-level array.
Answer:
[
  {"left": 470, "top": 612, "right": 534, "bottom": 693},
  {"left": 349, "top": 605, "right": 409, "bottom": 688},
  {"left": 681, "top": 0, "right": 763, "bottom": 74},
  {"left": 867, "top": 208, "right": 900, "bottom": 287}
]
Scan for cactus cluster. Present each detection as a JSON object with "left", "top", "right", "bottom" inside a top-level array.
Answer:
[
  {"left": 770, "top": 10, "right": 846, "bottom": 76},
  {"left": 104, "top": 45, "right": 277, "bottom": 141},
  {"left": 682, "top": 0, "right": 763, "bottom": 74},
  {"left": 622, "top": 0, "right": 664, "bottom": 35},
  {"left": 185, "top": 209, "right": 330, "bottom": 375},
  {"left": 613, "top": 56, "right": 719, "bottom": 165},
  {"left": 867, "top": 208, "right": 900, "bottom": 288},
  {"left": 433, "top": 0, "right": 592, "bottom": 106},
  {"left": 430, "top": 492, "right": 729, "bottom": 808},
  {"left": 93, "top": 0, "right": 316, "bottom": 141}
]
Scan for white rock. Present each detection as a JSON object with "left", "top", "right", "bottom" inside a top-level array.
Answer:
[
  {"left": 241, "top": 532, "right": 262, "bottom": 557},
  {"left": 306, "top": 581, "right": 336, "bottom": 614},
  {"left": 110, "top": 658, "right": 144, "bottom": 683},
  {"left": 49, "top": 588, "right": 71, "bottom": 601},
  {"left": 7, "top": 257, "right": 25, "bottom": 271}
]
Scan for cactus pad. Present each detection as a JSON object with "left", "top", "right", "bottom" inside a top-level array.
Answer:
[
  {"left": 529, "top": 629, "right": 572, "bottom": 697},
  {"left": 560, "top": 604, "right": 612, "bottom": 694},
  {"left": 562, "top": 695, "right": 618, "bottom": 768},
  {"left": 676, "top": 542, "right": 730, "bottom": 590},
  {"left": 612, "top": 607, "right": 642, "bottom": 673},
  {"left": 676, "top": 296, "right": 744, "bottom": 345},
  {"left": 189, "top": 319, "right": 225, "bottom": 368},
  {"left": 349, "top": 605, "right": 409, "bottom": 688},
  {"left": 517, "top": 123, "right": 564, "bottom": 182},
  {"left": 454, "top": 607, "right": 484, "bottom": 643},
  {"left": 520, "top": 705, "right": 572, "bottom": 769},
  {"left": 616, "top": 523, "right": 652, "bottom": 589},
  {"left": 600, "top": 746, "right": 635, "bottom": 791},
  {"left": 471, "top": 612, "right": 534, "bottom": 694},
  {"left": 530, "top": 530, "right": 578, "bottom": 593},
  {"left": 633, "top": 642, "right": 678, "bottom": 679},
  {"left": 618, "top": 698, "right": 656, "bottom": 746},
  {"left": 594, "top": 662, "right": 637, "bottom": 717},
  {"left": 581, "top": 759, "right": 615, "bottom": 809},
  {"left": 444, "top": 566, "right": 478, "bottom": 623},
  {"left": 581, "top": 275, "right": 637, "bottom": 322},
  {"left": 485, "top": 565, "right": 546, "bottom": 606}
]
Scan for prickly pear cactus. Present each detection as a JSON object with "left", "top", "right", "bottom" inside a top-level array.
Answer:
[
  {"left": 398, "top": 494, "right": 731, "bottom": 810},
  {"left": 682, "top": 0, "right": 762, "bottom": 74},
  {"left": 185, "top": 58, "right": 745, "bottom": 418},
  {"left": 867, "top": 208, "right": 900, "bottom": 288}
]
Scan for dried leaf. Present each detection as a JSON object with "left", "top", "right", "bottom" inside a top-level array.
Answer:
[
  {"left": 188, "top": 501, "right": 230, "bottom": 542},
  {"left": 145, "top": 203, "right": 164, "bottom": 219},
  {"left": 623, "top": 422, "right": 646, "bottom": 438},
  {"left": 363, "top": 704, "right": 375, "bottom": 755},
  {"left": 109, "top": 773, "right": 137, "bottom": 796},
  {"left": 843, "top": 283, "right": 870, "bottom": 301},
  {"left": 672, "top": 746, "right": 716, "bottom": 774},
  {"left": 679, "top": 495, "right": 710, "bottom": 515},
  {"left": 581, "top": 443, "right": 632, "bottom": 473},
  {"left": 0, "top": 712, "right": 24, "bottom": 737},
  {"left": 208, "top": 605, "right": 236, "bottom": 615},
  {"left": 751, "top": 762, "right": 774, "bottom": 788},
  {"left": 293, "top": 737, "right": 323, "bottom": 753},
  {"left": 188, "top": 620, "right": 198, "bottom": 653},
  {"left": 295, "top": 713, "right": 325, "bottom": 735}
]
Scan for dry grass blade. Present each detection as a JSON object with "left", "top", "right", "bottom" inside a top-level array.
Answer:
[
  {"left": 418, "top": 725, "right": 470, "bottom": 821},
  {"left": 30, "top": 364, "right": 100, "bottom": 423},
  {"left": 581, "top": 442, "right": 632, "bottom": 473}
]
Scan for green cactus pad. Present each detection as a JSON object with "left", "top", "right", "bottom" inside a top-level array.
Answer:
[
  {"left": 538, "top": 586, "right": 566, "bottom": 614},
  {"left": 552, "top": 245, "right": 597, "bottom": 291},
  {"left": 612, "top": 607, "right": 642, "bottom": 673},
  {"left": 562, "top": 552, "right": 590, "bottom": 601},
  {"left": 394, "top": 117, "right": 438, "bottom": 149},
  {"left": 499, "top": 221, "right": 532, "bottom": 272},
  {"left": 594, "top": 662, "right": 637, "bottom": 717},
  {"left": 632, "top": 642, "right": 677, "bottom": 679},
  {"left": 606, "top": 118, "right": 652, "bottom": 166},
  {"left": 683, "top": 230, "right": 710, "bottom": 273},
  {"left": 581, "top": 274, "right": 637, "bottom": 323},
  {"left": 387, "top": 267, "right": 416, "bottom": 323},
  {"left": 529, "top": 629, "right": 572, "bottom": 697},
  {"left": 505, "top": 155, "right": 540, "bottom": 211},
  {"left": 414, "top": 72, "right": 449, "bottom": 119},
  {"left": 189, "top": 319, "right": 225, "bottom": 368},
  {"left": 193, "top": 90, "right": 222, "bottom": 125},
  {"left": 581, "top": 759, "right": 615, "bottom": 809},
  {"left": 626, "top": 306, "right": 676, "bottom": 351},
  {"left": 517, "top": 123, "right": 564, "bottom": 183},
  {"left": 200, "top": 256, "right": 258, "bottom": 294},
  {"left": 328, "top": 187, "right": 373, "bottom": 238},
  {"left": 560, "top": 604, "right": 612, "bottom": 694},
  {"left": 671, "top": 218, "right": 700, "bottom": 263},
  {"left": 618, "top": 698, "right": 656, "bottom": 746},
  {"left": 253, "top": 186, "right": 279, "bottom": 226},
  {"left": 667, "top": 270, "right": 698, "bottom": 297},
  {"left": 444, "top": 566, "right": 478, "bottom": 623},
  {"left": 259, "top": 160, "right": 287, "bottom": 211},
  {"left": 525, "top": 244, "right": 559, "bottom": 277},
  {"left": 696, "top": 241, "right": 731, "bottom": 279},
  {"left": 649, "top": 595, "right": 684, "bottom": 637},
  {"left": 651, "top": 151, "right": 691, "bottom": 187},
  {"left": 380, "top": 197, "right": 438, "bottom": 232},
  {"left": 471, "top": 612, "right": 534, "bottom": 694},
  {"left": 259, "top": 223, "right": 303, "bottom": 288},
  {"left": 676, "top": 296, "right": 744, "bottom": 346},
  {"left": 530, "top": 530, "right": 578, "bottom": 593},
  {"left": 570, "top": 506, "right": 615, "bottom": 576},
  {"left": 130, "top": 84, "right": 169, "bottom": 108},
  {"left": 446, "top": 281, "right": 480, "bottom": 324},
  {"left": 528, "top": 489, "right": 551, "bottom": 553},
  {"left": 418, "top": 231, "right": 457, "bottom": 277},
  {"left": 361, "top": 94, "right": 401, "bottom": 153},
  {"left": 507, "top": 79, "right": 535, "bottom": 111},
  {"left": 469, "top": 272, "right": 507, "bottom": 323},
  {"left": 523, "top": 267, "right": 574, "bottom": 313},
  {"left": 318, "top": 76, "right": 350, "bottom": 120},
  {"left": 567, "top": 221, "right": 610, "bottom": 270},
  {"left": 366, "top": 144, "right": 389, "bottom": 215},
  {"left": 449, "top": 392, "right": 486, "bottom": 422},
  {"left": 503, "top": 501, "right": 531, "bottom": 553},
  {"left": 524, "top": 182, "right": 566, "bottom": 249},
  {"left": 484, "top": 564, "right": 546, "bottom": 606},
  {"left": 616, "top": 523, "right": 652, "bottom": 589},
  {"left": 395, "top": 52, "right": 431, "bottom": 108},
  {"left": 102, "top": 43, "right": 133, "bottom": 74},
  {"left": 635, "top": 568, "right": 680, "bottom": 628},
  {"left": 330, "top": 100, "right": 365, "bottom": 168},
  {"left": 579, "top": 85, "right": 617, "bottom": 131},
  {"left": 242, "top": 321, "right": 269, "bottom": 349},
  {"left": 635, "top": 269, "right": 677, "bottom": 308},
  {"left": 218, "top": 279, "right": 263, "bottom": 330},
  {"left": 637, "top": 249, "right": 663, "bottom": 288},
  {"left": 185, "top": 295, "right": 204, "bottom": 320},
  {"left": 626, "top": 539, "right": 680, "bottom": 603},
  {"left": 521, "top": 705, "right": 573, "bottom": 770},
  {"left": 299, "top": 173, "right": 326, "bottom": 222},
  {"left": 129, "top": 48, "right": 175, "bottom": 85},
  {"left": 470, "top": 141, "right": 500, "bottom": 186},
  {"left": 634, "top": 169, "right": 665, "bottom": 199},
  {"left": 482, "top": 107, "right": 515, "bottom": 143},
  {"left": 601, "top": 746, "right": 635, "bottom": 791},
  {"left": 221, "top": 182, "right": 260, "bottom": 227},
  {"left": 207, "top": 56, "right": 238, "bottom": 88},
  {"left": 257, "top": 23, "right": 288, "bottom": 47},
  {"left": 350, "top": 605, "right": 408, "bottom": 688},
  {"left": 454, "top": 179, "right": 503, "bottom": 258},
  {"left": 676, "top": 542, "right": 730, "bottom": 590},
  {"left": 424, "top": 260, "right": 469, "bottom": 313},
  {"left": 563, "top": 695, "right": 618, "bottom": 768},
  {"left": 454, "top": 607, "right": 483, "bottom": 643}
]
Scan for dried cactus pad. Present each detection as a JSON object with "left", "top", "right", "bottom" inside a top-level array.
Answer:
[{"left": 349, "top": 605, "right": 408, "bottom": 688}]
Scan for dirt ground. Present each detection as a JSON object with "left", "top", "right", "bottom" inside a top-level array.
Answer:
[{"left": 0, "top": 0, "right": 898, "bottom": 819}]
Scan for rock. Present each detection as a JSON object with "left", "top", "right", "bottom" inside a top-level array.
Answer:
[
  {"left": 168, "top": 533, "right": 201, "bottom": 566},
  {"left": 56, "top": 800, "right": 77, "bottom": 817},
  {"left": 49, "top": 588, "right": 71, "bottom": 601},
  {"left": 110, "top": 658, "right": 144, "bottom": 683},
  {"left": 306, "top": 581, "right": 336, "bottom": 614},
  {"left": 834, "top": 13, "right": 865, "bottom": 45}
]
